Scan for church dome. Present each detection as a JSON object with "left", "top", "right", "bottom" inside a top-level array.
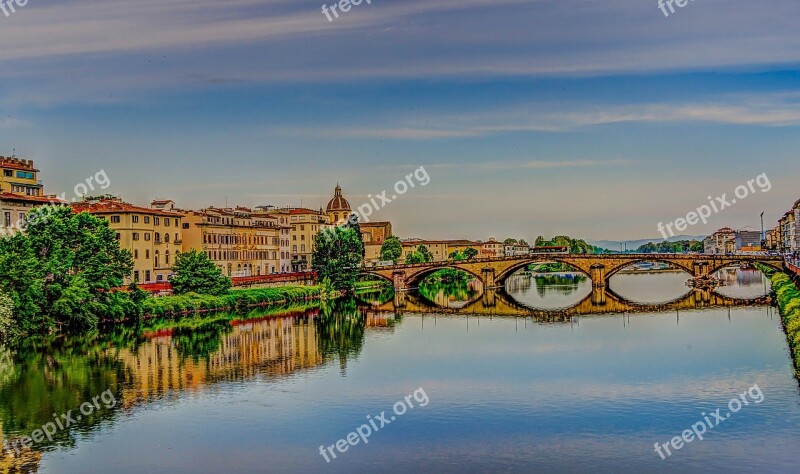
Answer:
[{"left": 326, "top": 185, "right": 351, "bottom": 212}]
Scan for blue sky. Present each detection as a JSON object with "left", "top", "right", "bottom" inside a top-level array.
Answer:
[{"left": 0, "top": 0, "right": 798, "bottom": 241}]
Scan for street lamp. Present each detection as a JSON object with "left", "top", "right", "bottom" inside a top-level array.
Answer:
[{"left": 760, "top": 211, "right": 765, "bottom": 250}]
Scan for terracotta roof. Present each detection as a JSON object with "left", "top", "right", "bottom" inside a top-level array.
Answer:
[
  {"left": 71, "top": 199, "right": 183, "bottom": 217},
  {"left": 402, "top": 239, "right": 480, "bottom": 246},
  {"left": 359, "top": 221, "right": 392, "bottom": 227},
  {"left": 0, "top": 192, "right": 65, "bottom": 204}
]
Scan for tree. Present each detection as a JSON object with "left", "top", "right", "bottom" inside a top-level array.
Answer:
[
  {"left": 504, "top": 238, "right": 518, "bottom": 245},
  {"left": 463, "top": 247, "right": 479, "bottom": 260},
  {"left": 312, "top": 226, "right": 364, "bottom": 292},
  {"left": 0, "top": 206, "right": 136, "bottom": 333},
  {"left": 171, "top": 249, "right": 231, "bottom": 295},
  {"left": 0, "top": 290, "right": 12, "bottom": 338},
  {"left": 405, "top": 251, "right": 426, "bottom": 264},
  {"left": 519, "top": 239, "right": 529, "bottom": 246},
  {"left": 417, "top": 245, "right": 434, "bottom": 263},
  {"left": 380, "top": 236, "right": 403, "bottom": 263},
  {"left": 345, "top": 213, "right": 366, "bottom": 259},
  {"left": 449, "top": 250, "right": 465, "bottom": 261}
]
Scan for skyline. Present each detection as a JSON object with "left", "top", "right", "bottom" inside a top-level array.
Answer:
[{"left": 0, "top": 0, "right": 798, "bottom": 240}]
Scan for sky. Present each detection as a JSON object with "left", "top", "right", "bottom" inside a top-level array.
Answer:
[{"left": 0, "top": 0, "right": 798, "bottom": 242}]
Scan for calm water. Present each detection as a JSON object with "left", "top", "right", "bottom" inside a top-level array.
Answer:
[{"left": 2, "top": 268, "right": 799, "bottom": 473}]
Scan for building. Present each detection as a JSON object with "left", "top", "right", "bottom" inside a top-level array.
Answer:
[
  {"left": 0, "top": 193, "right": 65, "bottom": 237},
  {"left": 261, "top": 207, "right": 329, "bottom": 272},
  {"left": 735, "top": 228, "right": 762, "bottom": 253},
  {"left": 703, "top": 236, "right": 715, "bottom": 254},
  {"left": 481, "top": 238, "right": 504, "bottom": 258},
  {"left": 504, "top": 243, "right": 530, "bottom": 257},
  {"left": 708, "top": 227, "right": 735, "bottom": 255},
  {"left": 326, "top": 184, "right": 352, "bottom": 226},
  {"left": 72, "top": 198, "right": 184, "bottom": 284},
  {"left": 0, "top": 156, "right": 43, "bottom": 197},
  {"left": 360, "top": 222, "right": 393, "bottom": 264},
  {"left": 180, "top": 206, "right": 282, "bottom": 277},
  {"left": 778, "top": 199, "right": 800, "bottom": 252},
  {"left": 399, "top": 239, "right": 482, "bottom": 262},
  {"left": 765, "top": 225, "right": 781, "bottom": 251}
]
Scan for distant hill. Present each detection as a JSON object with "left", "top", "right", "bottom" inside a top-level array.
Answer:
[{"left": 588, "top": 235, "right": 707, "bottom": 252}]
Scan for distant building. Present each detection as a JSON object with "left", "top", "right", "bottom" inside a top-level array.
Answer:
[
  {"left": 765, "top": 225, "right": 781, "bottom": 251},
  {"left": 180, "top": 205, "right": 282, "bottom": 277},
  {"left": 735, "top": 229, "right": 762, "bottom": 253},
  {"left": 703, "top": 236, "right": 715, "bottom": 254},
  {"left": 481, "top": 238, "right": 504, "bottom": 258},
  {"left": 326, "top": 184, "right": 351, "bottom": 226},
  {"left": 72, "top": 198, "right": 184, "bottom": 284},
  {"left": 778, "top": 199, "right": 800, "bottom": 252},
  {"left": 261, "top": 207, "right": 329, "bottom": 272},
  {"left": 504, "top": 243, "right": 530, "bottom": 257},
  {"left": 0, "top": 156, "right": 43, "bottom": 197}
]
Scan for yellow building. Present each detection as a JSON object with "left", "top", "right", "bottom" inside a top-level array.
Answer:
[
  {"left": 72, "top": 198, "right": 184, "bottom": 284},
  {"left": 480, "top": 238, "right": 504, "bottom": 258},
  {"left": 179, "top": 206, "right": 282, "bottom": 277},
  {"left": 262, "top": 207, "right": 330, "bottom": 272},
  {"left": 0, "top": 156, "right": 43, "bottom": 197}
]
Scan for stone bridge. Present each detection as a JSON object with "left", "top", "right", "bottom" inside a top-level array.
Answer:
[
  {"left": 362, "top": 287, "right": 767, "bottom": 320},
  {"left": 362, "top": 254, "right": 785, "bottom": 292}
]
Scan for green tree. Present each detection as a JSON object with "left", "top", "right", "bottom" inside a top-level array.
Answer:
[
  {"left": 0, "top": 290, "right": 12, "bottom": 338},
  {"left": 380, "top": 235, "right": 403, "bottom": 263},
  {"left": 0, "top": 207, "right": 136, "bottom": 333},
  {"left": 417, "top": 245, "right": 434, "bottom": 263},
  {"left": 171, "top": 249, "right": 231, "bottom": 295},
  {"left": 449, "top": 250, "right": 465, "bottom": 261},
  {"left": 504, "top": 238, "right": 518, "bottom": 245},
  {"left": 345, "top": 214, "right": 366, "bottom": 259},
  {"left": 463, "top": 247, "right": 479, "bottom": 260},
  {"left": 312, "top": 226, "right": 364, "bottom": 292}
]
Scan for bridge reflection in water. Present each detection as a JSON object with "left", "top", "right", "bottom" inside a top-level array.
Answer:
[{"left": 367, "top": 286, "right": 768, "bottom": 321}]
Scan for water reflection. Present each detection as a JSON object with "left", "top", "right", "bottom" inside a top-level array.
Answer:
[
  {"left": 714, "top": 267, "right": 771, "bottom": 299},
  {"left": 609, "top": 270, "right": 692, "bottom": 304},
  {"left": 416, "top": 276, "right": 482, "bottom": 309},
  {"left": 504, "top": 272, "right": 592, "bottom": 310}
]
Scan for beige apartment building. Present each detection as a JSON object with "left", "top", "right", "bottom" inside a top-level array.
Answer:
[
  {"left": 261, "top": 207, "right": 330, "bottom": 272},
  {"left": 72, "top": 198, "right": 184, "bottom": 284},
  {"left": 180, "top": 205, "right": 282, "bottom": 277}
]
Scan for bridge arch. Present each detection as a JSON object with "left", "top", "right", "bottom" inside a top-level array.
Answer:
[
  {"left": 357, "top": 271, "right": 394, "bottom": 286},
  {"left": 404, "top": 265, "right": 484, "bottom": 288},
  {"left": 706, "top": 259, "right": 783, "bottom": 276},
  {"left": 604, "top": 259, "right": 694, "bottom": 280},
  {"left": 494, "top": 258, "right": 592, "bottom": 285}
]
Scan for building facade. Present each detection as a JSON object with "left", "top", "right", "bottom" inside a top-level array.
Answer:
[
  {"left": 180, "top": 206, "right": 281, "bottom": 277},
  {"left": 326, "top": 184, "right": 352, "bottom": 226},
  {"left": 778, "top": 200, "right": 800, "bottom": 252},
  {"left": 262, "top": 207, "right": 330, "bottom": 272},
  {"left": 0, "top": 156, "right": 43, "bottom": 197},
  {"left": 72, "top": 198, "right": 184, "bottom": 284},
  {"left": 735, "top": 229, "right": 762, "bottom": 253}
]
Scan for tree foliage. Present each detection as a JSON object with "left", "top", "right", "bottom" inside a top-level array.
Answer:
[
  {"left": 406, "top": 245, "right": 434, "bottom": 264},
  {"left": 463, "top": 247, "right": 479, "bottom": 259},
  {"left": 0, "top": 207, "right": 136, "bottom": 335},
  {"left": 380, "top": 235, "right": 403, "bottom": 263},
  {"left": 312, "top": 226, "right": 364, "bottom": 292},
  {"left": 636, "top": 240, "right": 703, "bottom": 254},
  {"left": 171, "top": 249, "right": 231, "bottom": 296}
]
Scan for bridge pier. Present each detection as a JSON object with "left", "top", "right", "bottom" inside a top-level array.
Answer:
[
  {"left": 482, "top": 267, "right": 497, "bottom": 289},
  {"left": 591, "top": 286, "right": 607, "bottom": 306},
  {"left": 590, "top": 264, "right": 606, "bottom": 289},
  {"left": 693, "top": 261, "right": 710, "bottom": 279},
  {"left": 482, "top": 288, "right": 497, "bottom": 308},
  {"left": 393, "top": 290, "right": 407, "bottom": 309},
  {"left": 392, "top": 270, "right": 407, "bottom": 293}
]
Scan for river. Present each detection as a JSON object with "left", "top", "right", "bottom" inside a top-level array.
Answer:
[{"left": 1, "top": 267, "right": 799, "bottom": 473}]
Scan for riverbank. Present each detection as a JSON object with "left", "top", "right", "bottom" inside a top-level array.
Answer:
[
  {"left": 760, "top": 266, "right": 800, "bottom": 373},
  {"left": 141, "top": 286, "right": 333, "bottom": 318}
]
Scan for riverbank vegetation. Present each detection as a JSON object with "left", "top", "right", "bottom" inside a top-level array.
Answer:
[
  {"left": 763, "top": 268, "right": 800, "bottom": 372},
  {"left": 636, "top": 240, "right": 704, "bottom": 253}
]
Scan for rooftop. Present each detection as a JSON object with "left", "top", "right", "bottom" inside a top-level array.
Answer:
[{"left": 72, "top": 198, "right": 183, "bottom": 217}]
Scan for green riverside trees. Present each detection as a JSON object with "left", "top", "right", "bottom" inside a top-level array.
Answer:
[
  {"left": 0, "top": 206, "right": 135, "bottom": 335},
  {"left": 312, "top": 226, "right": 364, "bottom": 292},
  {"left": 171, "top": 249, "right": 232, "bottom": 296}
]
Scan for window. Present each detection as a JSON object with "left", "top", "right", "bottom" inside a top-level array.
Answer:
[
  {"left": 145, "top": 270, "right": 151, "bottom": 282},
  {"left": 144, "top": 216, "right": 150, "bottom": 224},
  {"left": 134, "top": 249, "right": 139, "bottom": 259},
  {"left": 165, "top": 218, "right": 170, "bottom": 227},
  {"left": 15, "top": 171, "right": 34, "bottom": 179},
  {"left": 164, "top": 233, "right": 170, "bottom": 243},
  {"left": 2, "top": 170, "right": 10, "bottom": 177},
  {"left": 110, "top": 216, "right": 121, "bottom": 223},
  {"left": 144, "top": 233, "right": 151, "bottom": 241},
  {"left": 182, "top": 223, "right": 189, "bottom": 229},
  {"left": 133, "top": 233, "right": 140, "bottom": 241},
  {"left": 154, "top": 217, "right": 160, "bottom": 225},
  {"left": 165, "top": 251, "right": 170, "bottom": 265},
  {"left": 133, "top": 271, "right": 140, "bottom": 283},
  {"left": 3, "top": 212, "right": 10, "bottom": 227},
  {"left": 132, "top": 215, "right": 139, "bottom": 224},
  {"left": 146, "top": 250, "right": 150, "bottom": 259}
]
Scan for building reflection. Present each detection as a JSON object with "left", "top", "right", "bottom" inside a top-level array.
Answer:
[{"left": 118, "top": 313, "right": 323, "bottom": 407}]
